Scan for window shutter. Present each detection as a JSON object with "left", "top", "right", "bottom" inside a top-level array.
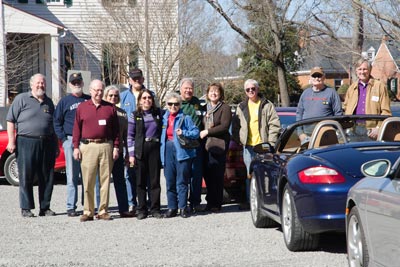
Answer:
[{"left": 64, "top": 0, "right": 72, "bottom": 5}]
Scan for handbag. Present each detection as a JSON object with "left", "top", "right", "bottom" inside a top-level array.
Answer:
[
  {"left": 205, "top": 136, "right": 226, "bottom": 154},
  {"left": 176, "top": 115, "right": 200, "bottom": 149}
]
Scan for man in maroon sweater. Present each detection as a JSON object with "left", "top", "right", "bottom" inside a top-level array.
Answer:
[{"left": 72, "top": 79, "right": 120, "bottom": 222}]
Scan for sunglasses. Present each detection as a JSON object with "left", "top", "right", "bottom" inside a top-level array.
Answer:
[
  {"left": 311, "top": 74, "right": 323, "bottom": 78},
  {"left": 167, "top": 102, "right": 180, "bottom": 107},
  {"left": 245, "top": 87, "right": 257, "bottom": 93},
  {"left": 141, "top": 96, "right": 152, "bottom": 100},
  {"left": 108, "top": 94, "right": 119, "bottom": 98}
]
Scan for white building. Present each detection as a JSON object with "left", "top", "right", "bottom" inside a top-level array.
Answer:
[{"left": 0, "top": 0, "right": 179, "bottom": 106}]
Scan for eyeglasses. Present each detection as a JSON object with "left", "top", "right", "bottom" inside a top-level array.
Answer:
[
  {"left": 71, "top": 81, "right": 81, "bottom": 86},
  {"left": 311, "top": 74, "right": 323, "bottom": 78},
  {"left": 245, "top": 87, "right": 256, "bottom": 93},
  {"left": 141, "top": 96, "right": 152, "bottom": 100},
  {"left": 167, "top": 102, "right": 180, "bottom": 107},
  {"left": 108, "top": 94, "right": 119, "bottom": 98}
]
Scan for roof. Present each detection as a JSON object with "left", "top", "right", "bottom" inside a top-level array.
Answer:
[{"left": 295, "top": 36, "right": 400, "bottom": 75}]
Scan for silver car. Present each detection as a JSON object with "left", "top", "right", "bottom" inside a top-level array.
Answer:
[{"left": 346, "top": 158, "right": 400, "bottom": 267}]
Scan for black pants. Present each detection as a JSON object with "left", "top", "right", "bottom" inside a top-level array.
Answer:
[
  {"left": 203, "top": 150, "right": 227, "bottom": 209},
  {"left": 16, "top": 135, "right": 57, "bottom": 210},
  {"left": 135, "top": 141, "right": 161, "bottom": 214}
]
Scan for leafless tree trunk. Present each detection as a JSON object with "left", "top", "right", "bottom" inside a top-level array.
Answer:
[
  {"left": 351, "top": 0, "right": 364, "bottom": 82},
  {"left": 205, "top": 0, "right": 291, "bottom": 106}
]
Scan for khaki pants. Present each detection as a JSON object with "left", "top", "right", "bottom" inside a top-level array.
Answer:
[{"left": 80, "top": 142, "right": 114, "bottom": 216}]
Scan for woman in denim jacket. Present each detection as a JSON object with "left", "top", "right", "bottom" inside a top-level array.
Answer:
[{"left": 160, "top": 92, "right": 199, "bottom": 218}]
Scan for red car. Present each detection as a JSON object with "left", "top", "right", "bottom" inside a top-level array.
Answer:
[{"left": 0, "top": 130, "right": 65, "bottom": 186}]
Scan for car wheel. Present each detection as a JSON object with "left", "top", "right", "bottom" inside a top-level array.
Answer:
[
  {"left": 281, "top": 184, "right": 319, "bottom": 251},
  {"left": 347, "top": 207, "right": 369, "bottom": 267},
  {"left": 4, "top": 153, "right": 19, "bottom": 186},
  {"left": 250, "top": 175, "right": 276, "bottom": 228}
]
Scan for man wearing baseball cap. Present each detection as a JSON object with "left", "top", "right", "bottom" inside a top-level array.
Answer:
[
  {"left": 119, "top": 68, "right": 146, "bottom": 213},
  {"left": 296, "top": 66, "right": 343, "bottom": 142},
  {"left": 54, "top": 72, "right": 90, "bottom": 217}
]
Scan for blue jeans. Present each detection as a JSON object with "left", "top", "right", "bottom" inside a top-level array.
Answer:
[
  {"left": 63, "top": 136, "right": 83, "bottom": 211},
  {"left": 189, "top": 145, "right": 203, "bottom": 207},
  {"left": 243, "top": 146, "right": 256, "bottom": 203},
  {"left": 125, "top": 165, "right": 137, "bottom": 207},
  {"left": 164, "top": 141, "right": 192, "bottom": 209}
]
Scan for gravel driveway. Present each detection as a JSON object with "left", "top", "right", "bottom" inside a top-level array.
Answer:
[{"left": 0, "top": 174, "right": 348, "bottom": 267}]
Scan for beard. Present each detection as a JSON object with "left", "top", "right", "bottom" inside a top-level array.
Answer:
[
  {"left": 35, "top": 89, "right": 45, "bottom": 97},
  {"left": 71, "top": 87, "right": 83, "bottom": 95}
]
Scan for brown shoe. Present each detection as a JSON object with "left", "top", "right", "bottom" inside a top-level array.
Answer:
[
  {"left": 120, "top": 211, "right": 135, "bottom": 218},
  {"left": 80, "top": 214, "right": 94, "bottom": 222},
  {"left": 97, "top": 213, "right": 113, "bottom": 220}
]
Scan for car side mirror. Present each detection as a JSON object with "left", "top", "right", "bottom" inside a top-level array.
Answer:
[
  {"left": 253, "top": 142, "right": 275, "bottom": 154},
  {"left": 361, "top": 159, "right": 391, "bottom": 177}
]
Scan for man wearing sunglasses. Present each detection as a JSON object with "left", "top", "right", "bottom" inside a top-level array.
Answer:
[
  {"left": 296, "top": 67, "right": 343, "bottom": 142},
  {"left": 54, "top": 72, "right": 90, "bottom": 217},
  {"left": 232, "top": 79, "right": 281, "bottom": 210}
]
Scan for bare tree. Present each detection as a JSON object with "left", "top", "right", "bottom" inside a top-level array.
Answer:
[{"left": 206, "top": 0, "right": 296, "bottom": 106}]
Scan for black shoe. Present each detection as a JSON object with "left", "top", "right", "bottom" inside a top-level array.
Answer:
[
  {"left": 67, "top": 209, "right": 78, "bottom": 217},
  {"left": 164, "top": 209, "right": 177, "bottom": 218},
  {"left": 137, "top": 213, "right": 148, "bottom": 220},
  {"left": 21, "top": 209, "right": 34, "bottom": 218},
  {"left": 39, "top": 209, "right": 56, "bottom": 216},
  {"left": 179, "top": 208, "right": 189, "bottom": 218},
  {"left": 151, "top": 211, "right": 163, "bottom": 219},
  {"left": 190, "top": 204, "right": 202, "bottom": 214}
]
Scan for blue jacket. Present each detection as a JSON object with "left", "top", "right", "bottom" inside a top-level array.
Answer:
[{"left": 160, "top": 110, "right": 199, "bottom": 166}]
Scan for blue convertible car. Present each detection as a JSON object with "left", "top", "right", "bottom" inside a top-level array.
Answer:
[{"left": 249, "top": 115, "right": 400, "bottom": 251}]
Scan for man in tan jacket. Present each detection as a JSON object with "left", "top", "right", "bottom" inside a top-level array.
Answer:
[{"left": 344, "top": 58, "right": 391, "bottom": 139}]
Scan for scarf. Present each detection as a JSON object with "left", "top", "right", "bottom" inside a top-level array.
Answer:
[{"left": 205, "top": 101, "right": 222, "bottom": 130}]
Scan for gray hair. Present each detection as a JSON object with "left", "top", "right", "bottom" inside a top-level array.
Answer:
[
  {"left": 354, "top": 58, "right": 372, "bottom": 71},
  {"left": 179, "top": 77, "right": 194, "bottom": 89},
  {"left": 244, "top": 79, "right": 259, "bottom": 90},
  {"left": 103, "top": 85, "right": 121, "bottom": 104},
  {"left": 30, "top": 73, "right": 46, "bottom": 87},
  {"left": 165, "top": 92, "right": 182, "bottom": 105},
  {"left": 89, "top": 79, "right": 105, "bottom": 90}
]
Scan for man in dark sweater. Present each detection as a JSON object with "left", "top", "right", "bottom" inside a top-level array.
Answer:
[
  {"left": 54, "top": 73, "right": 90, "bottom": 217},
  {"left": 179, "top": 78, "right": 206, "bottom": 213},
  {"left": 296, "top": 67, "right": 343, "bottom": 142}
]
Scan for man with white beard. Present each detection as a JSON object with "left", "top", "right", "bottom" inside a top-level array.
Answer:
[
  {"left": 7, "top": 73, "right": 59, "bottom": 217},
  {"left": 54, "top": 73, "right": 90, "bottom": 217}
]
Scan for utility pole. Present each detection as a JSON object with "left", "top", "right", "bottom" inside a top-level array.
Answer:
[
  {"left": 0, "top": 0, "right": 8, "bottom": 107},
  {"left": 144, "top": 0, "right": 151, "bottom": 90}
]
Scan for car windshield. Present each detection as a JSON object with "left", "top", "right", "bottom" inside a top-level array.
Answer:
[{"left": 277, "top": 115, "right": 393, "bottom": 153}]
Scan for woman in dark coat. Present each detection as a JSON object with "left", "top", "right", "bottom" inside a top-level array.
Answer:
[{"left": 200, "top": 83, "right": 231, "bottom": 212}]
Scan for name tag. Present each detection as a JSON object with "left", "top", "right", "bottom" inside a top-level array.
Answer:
[
  {"left": 99, "top": 119, "right": 106, "bottom": 126},
  {"left": 371, "top": 96, "right": 379, "bottom": 102}
]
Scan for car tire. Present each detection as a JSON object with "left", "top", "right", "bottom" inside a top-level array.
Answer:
[
  {"left": 4, "top": 153, "right": 19, "bottom": 186},
  {"left": 250, "top": 174, "right": 276, "bottom": 228},
  {"left": 347, "top": 206, "right": 369, "bottom": 267},
  {"left": 281, "top": 184, "right": 319, "bottom": 251}
]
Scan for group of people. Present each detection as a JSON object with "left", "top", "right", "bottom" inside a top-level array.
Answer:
[{"left": 6, "top": 56, "right": 392, "bottom": 220}]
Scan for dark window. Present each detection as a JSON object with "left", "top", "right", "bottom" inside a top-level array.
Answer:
[
  {"left": 60, "top": 43, "right": 74, "bottom": 85},
  {"left": 102, "top": 43, "right": 138, "bottom": 86}
]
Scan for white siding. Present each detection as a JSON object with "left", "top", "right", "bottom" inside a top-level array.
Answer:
[{"left": 5, "top": 0, "right": 180, "bottom": 97}]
